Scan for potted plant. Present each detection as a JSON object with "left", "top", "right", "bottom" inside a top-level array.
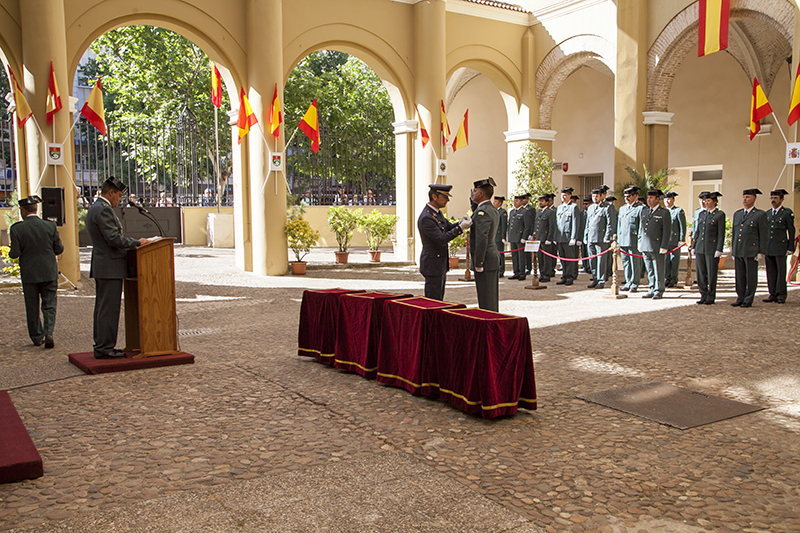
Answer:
[
  {"left": 447, "top": 215, "right": 467, "bottom": 269},
  {"left": 285, "top": 216, "right": 319, "bottom": 275},
  {"left": 359, "top": 209, "right": 399, "bottom": 263},
  {"left": 327, "top": 205, "right": 362, "bottom": 263}
]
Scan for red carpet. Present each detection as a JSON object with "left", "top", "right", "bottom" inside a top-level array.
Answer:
[
  {"left": 68, "top": 350, "right": 195, "bottom": 375},
  {"left": 0, "top": 390, "right": 43, "bottom": 484}
]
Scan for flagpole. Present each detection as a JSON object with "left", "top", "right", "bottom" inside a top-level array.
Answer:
[
  {"left": 770, "top": 112, "right": 788, "bottom": 144},
  {"left": 773, "top": 164, "right": 788, "bottom": 191},
  {"left": 256, "top": 123, "right": 290, "bottom": 196},
  {"left": 214, "top": 105, "right": 221, "bottom": 213},
  {"left": 60, "top": 112, "right": 83, "bottom": 146}
]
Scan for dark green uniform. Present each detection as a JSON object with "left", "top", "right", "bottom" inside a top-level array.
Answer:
[
  {"left": 693, "top": 208, "right": 725, "bottom": 304},
  {"left": 470, "top": 201, "right": 500, "bottom": 311},
  {"left": 731, "top": 207, "right": 767, "bottom": 306},
  {"left": 535, "top": 205, "right": 556, "bottom": 280},
  {"left": 765, "top": 206, "right": 795, "bottom": 303},
  {"left": 9, "top": 214, "right": 64, "bottom": 345},
  {"left": 495, "top": 206, "right": 507, "bottom": 277},
  {"left": 665, "top": 205, "right": 686, "bottom": 286}
]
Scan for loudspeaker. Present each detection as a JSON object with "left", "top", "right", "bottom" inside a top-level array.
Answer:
[{"left": 41, "top": 187, "right": 65, "bottom": 226}]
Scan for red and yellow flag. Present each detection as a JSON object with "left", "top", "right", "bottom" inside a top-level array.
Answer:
[
  {"left": 81, "top": 78, "right": 106, "bottom": 135},
  {"left": 269, "top": 83, "right": 282, "bottom": 140},
  {"left": 698, "top": 0, "right": 730, "bottom": 57},
  {"left": 415, "top": 105, "right": 430, "bottom": 148},
  {"left": 451, "top": 109, "right": 469, "bottom": 152},
  {"left": 7, "top": 67, "right": 32, "bottom": 129},
  {"left": 211, "top": 63, "right": 222, "bottom": 108},
  {"left": 750, "top": 77, "right": 772, "bottom": 140},
  {"left": 789, "top": 63, "right": 800, "bottom": 126},
  {"left": 298, "top": 99, "right": 320, "bottom": 153},
  {"left": 46, "top": 62, "right": 62, "bottom": 125},
  {"left": 440, "top": 100, "right": 450, "bottom": 145},
  {"left": 236, "top": 87, "right": 258, "bottom": 144}
]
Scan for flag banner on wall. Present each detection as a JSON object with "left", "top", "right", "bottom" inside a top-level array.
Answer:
[
  {"left": 6, "top": 67, "right": 32, "bottom": 128},
  {"left": 415, "top": 104, "right": 430, "bottom": 148},
  {"left": 237, "top": 87, "right": 258, "bottom": 144},
  {"left": 698, "top": 0, "right": 730, "bottom": 57},
  {"left": 81, "top": 78, "right": 106, "bottom": 135},
  {"left": 211, "top": 64, "right": 222, "bottom": 108},
  {"left": 749, "top": 77, "right": 772, "bottom": 140},
  {"left": 299, "top": 98, "right": 320, "bottom": 153},
  {"left": 451, "top": 110, "right": 469, "bottom": 152},
  {"left": 46, "top": 62, "right": 62, "bottom": 125},
  {"left": 789, "top": 63, "right": 800, "bottom": 126},
  {"left": 440, "top": 100, "right": 450, "bottom": 145},
  {"left": 269, "top": 83, "right": 282, "bottom": 140}
]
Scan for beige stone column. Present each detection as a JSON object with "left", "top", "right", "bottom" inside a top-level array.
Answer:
[
  {"left": 789, "top": 3, "right": 800, "bottom": 215},
  {"left": 614, "top": 0, "right": 648, "bottom": 186},
  {"left": 20, "top": 0, "right": 79, "bottom": 284},
  {"left": 410, "top": 0, "right": 446, "bottom": 263},
  {"left": 245, "top": 0, "right": 286, "bottom": 275},
  {"left": 643, "top": 112, "right": 672, "bottom": 175}
]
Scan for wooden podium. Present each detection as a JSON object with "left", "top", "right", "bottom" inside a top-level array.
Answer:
[{"left": 124, "top": 238, "right": 182, "bottom": 358}]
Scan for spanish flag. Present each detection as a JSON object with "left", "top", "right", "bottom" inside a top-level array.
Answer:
[
  {"left": 789, "top": 63, "right": 800, "bottom": 126},
  {"left": 451, "top": 110, "right": 469, "bottom": 152},
  {"left": 269, "top": 83, "right": 282, "bottom": 140},
  {"left": 298, "top": 99, "right": 320, "bottom": 153},
  {"left": 415, "top": 105, "right": 430, "bottom": 148},
  {"left": 440, "top": 100, "right": 450, "bottom": 145},
  {"left": 749, "top": 77, "right": 772, "bottom": 140},
  {"left": 237, "top": 88, "right": 258, "bottom": 144},
  {"left": 6, "top": 67, "right": 32, "bottom": 129},
  {"left": 211, "top": 64, "right": 222, "bottom": 108},
  {"left": 81, "top": 78, "right": 106, "bottom": 135},
  {"left": 46, "top": 62, "right": 62, "bottom": 125},
  {"left": 698, "top": 0, "right": 730, "bottom": 57}
]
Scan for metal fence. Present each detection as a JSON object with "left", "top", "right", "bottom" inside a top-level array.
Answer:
[{"left": 287, "top": 120, "right": 395, "bottom": 206}]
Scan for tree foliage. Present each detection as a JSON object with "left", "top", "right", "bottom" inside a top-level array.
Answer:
[
  {"left": 512, "top": 142, "right": 558, "bottom": 198},
  {"left": 617, "top": 164, "right": 677, "bottom": 199}
]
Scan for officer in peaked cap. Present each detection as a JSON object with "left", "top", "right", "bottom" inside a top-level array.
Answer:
[
  {"left": 534, "top": 193, "right": 556, "bottom": 281},
  {"left": 555, "top": 187, "right": 579, "bottom": 285},
  {"left": 617, "top": 185, "right": 643, "bottom": 292},
  {"left": 663, "top": 191, "right": 686, "bottom": 287},
  {"left": 638, "top": 189, "right": 671, "bottom": 299},
  {"left": 8, "top": 195, "right": 64, "bottom": 348},
  {"left": 731, "top": 188, "right": 767, "bottom": 307},
  {"left": 507, "top": 194, "right": 528, "bottom": 280},
  {"left": 469, "top": 178, "right": 500, "bottom": 311},
  {"left": 417, "top": 183, "right": 473, "bottom": 301},
  {"left": 693, "top": 191, "right": 725, "bottom": 304},
  {"left": 584, "top": 187, "right": 616, "bottom": 288},
  {"left": 763, "top": 189, "right": 795, "bottom": 303},
  {"left": 493, "top": 195, "right": 508, "bottom": 278},
  {"left": 521, "top": 192, "right": 536, "bottom": 275}
]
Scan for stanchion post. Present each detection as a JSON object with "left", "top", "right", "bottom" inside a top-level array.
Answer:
[
  {"left": 526, "top": 239, "right": 546, "bottom": 290},
  {"left": 603, "top": 235, "right": 626, "bottom": 299},
  {"left": 683, "top": 231, "right": 694, "bottom": 289},
  {"left": 459, "top": 233, "right": 475, "bottom": 282}
]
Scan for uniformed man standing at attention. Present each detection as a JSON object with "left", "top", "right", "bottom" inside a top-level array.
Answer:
[
  {"left": 617, "top": 186, "right": 643, "bottom": 292},
  {"left": 581, "top": 197, "right": 592, "bottom": 274},
  {"left": 638, "top": 190, "right": 672, "bottom": 300},
  {"left": 555, "top": 188, "right": 579, "bottom": 285},
  {"left": 693, "top": 192, "right": 725, "bottom": 305},
  {"left": 522, "top": 193, "right": 536, "bottom": 275},
  {"left": 534, "top": 194, "right": 556, "bottom": 281},
  {"left": 731, "top": 188, "right": 768, "bottom": 308},
  {"left": 584, "top": 188, "right": 614, "bottom": 288},
  {"left": 493, "top": 196, "right": 508, "bottom": 278},
  {"left": 763, "top": 189, "right": 795, "bottom": 304},
  {"left": 417, "top": 184, "right": 472, "bottom": 300},
  {"left": 507, "top": 195, "right": 527, "bottom": 280},
  {"left": 8, "top": 195, "right": 64, "bottom": 348},
  {"left": 470, "top": 178, "right": 500, "bottom": 311},
  {"left": 663, "top": 191, "right": 686, "bottom": 287}
]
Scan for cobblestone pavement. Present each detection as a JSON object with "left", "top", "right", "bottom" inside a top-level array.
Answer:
[{"left": 1, "top": 246, "right": 799, "bottom": 532}]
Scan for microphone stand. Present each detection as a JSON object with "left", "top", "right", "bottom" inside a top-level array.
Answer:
[{"left": 129, "top": 200, "right": 165, "bottom": 237}]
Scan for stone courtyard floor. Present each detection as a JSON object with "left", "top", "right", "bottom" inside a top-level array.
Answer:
[{"left": 1, "top": 246, "right": 799, "bottom": 532}]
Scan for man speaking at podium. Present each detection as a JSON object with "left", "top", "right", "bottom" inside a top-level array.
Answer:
[{"left": 87, "top": 177, "right": 151, "bottom": 359}]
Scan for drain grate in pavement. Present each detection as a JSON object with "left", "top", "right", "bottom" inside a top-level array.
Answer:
[
  {"left": 178, "top": 328, "right": 218, "bottom": 337},
  {"left": 577, "top": 381, "right": 764, "bottom": 429}
]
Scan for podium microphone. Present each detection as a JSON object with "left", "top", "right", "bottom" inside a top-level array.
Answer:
[{"left": 129, "top": 199, "right": 165, "bottom": 237}]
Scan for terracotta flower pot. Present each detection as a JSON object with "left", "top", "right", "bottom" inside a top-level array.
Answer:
[
  {"left": 290, "top": 261, "right": 307, "bottom": 275},
  {"left": 448, "top": 256, "right": 459, "bottom": 269},
  {"left": 334, "top": 251, "right": 349, "bottom": 264},
  {"left": 368, "top": 250, "right": 382, "bottom": 263}
]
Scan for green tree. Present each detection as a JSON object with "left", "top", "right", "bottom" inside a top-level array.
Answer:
[
  {"left": 512, "top": 142, "right": 558, "bottom": 198},
  {"left": 616, "top": 164, "right": 677, "bottom": 199}
]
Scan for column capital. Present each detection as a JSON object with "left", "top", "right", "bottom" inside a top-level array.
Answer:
[
  {"left": 642, "top": 111, "right": 674, "bottom": 126},
  {"left": 504, "top": 128, "right": 557, "bottom": 143},
  {"left": 393, "top": 120, "right": 418, "bottom": 134}
]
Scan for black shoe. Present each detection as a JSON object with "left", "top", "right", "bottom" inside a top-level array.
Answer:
[
  {"left": 509, "top": 274, "right": 519, "bottom": 280},
  {"left": 642, "top": 292, "right": 654, "bottom": 298},
  {"left": 595, "top": 283, "right": 604, "bottom": 289},
  {"left": 44, "top": 336, "right": 54, "bottom": 349},
  {"left": 565, "top": 279, "right": 573, "bottom": 286},
  {"left": 32, "top": 338, "right": 43, "bottom": 347},
  {"left": 539, "top": 277, "right": 550, "bottom": 283},
  {"left": 731, "top": 301, "right": 743, "bottom": 307},
  {"left": 652, "top": 293, "right": 663, "bottom": 300},
  {"left": 619, "top": 285, "right": 630, "bottom": 291},
  {"left": 518, "top": 275, "right": 526, "bottom": 281},
  {"left": 629, "top": 287, "right": 638, "bottom": 293},
  {"left": 696, "top": 299, "right": 706, "bottom": 304},
  {"left": 776, "top": 300, "right": 786, "bottom": 304},
  {"left": 704, "top": 300, "right": 715, "bottom": 305},
  {"left": 762, "top": 297, "right": 776, "bottom": 303},
  {"left": 741, "top": 302, "right": 752, "bottom": 308},
  {"left": 95, "top": 350, "right": 127, "bottom": 360},
  {"left": 556, "top": 279, "right": 567, "bottom": 285},
  {"left": 588, "top": 281, "right": 598, "bottom": 288}
]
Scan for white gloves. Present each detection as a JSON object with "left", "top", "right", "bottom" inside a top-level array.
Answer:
[
  {"left": 545, "top": 240, "right": 552, "bottom": 245},
  {"left": 659, "top": 248, "right": 668, "bottom": 255},
  {"left": 502, "top": 239, "right": 506, "bottom": 244},
  {"left": 459, "top": 216, "right": 473, "bottom": 230},
  {"left": 527, "top": 235, "right": 533, "bottom": 240},
  {"left": 756, "top": 253, "right": 764, "bottom": 262},
  {"left": 577, "top": 241, "right": 583, "bottom": 246},
  {"left": 475, "top": 267, "right": 484, "bottom": 273},
  {"left": 569, "top": 239, "right": 576, "bottom": 246},
  {"left": 714, "top": 250, "right": 722, "bottom": 258}
]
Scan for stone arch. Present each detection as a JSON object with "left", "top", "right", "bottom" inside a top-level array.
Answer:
[
  {"left": 647, "top": 0, "right": 794, "bottom": 112},
  {"left": 446, "top": 45, "right": 521, "bottom": 105},
  {"left": 535, "top": 34, "right": 616, "bottom": 130}
]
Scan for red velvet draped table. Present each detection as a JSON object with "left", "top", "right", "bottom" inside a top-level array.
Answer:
[
  {"left": 376, "top": 297, "right": 465, "bottom": 395},
  {"left": 298, "top": 288, "right": 365, "bottom": 363},
  {"left": 426, "top": 308, "right": 537, "bottom": 418},
  {"left": 334, "top": 291, "right": 412, "bottom": 378}
]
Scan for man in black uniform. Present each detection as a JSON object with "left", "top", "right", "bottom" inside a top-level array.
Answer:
[
  {"left": 87, "top": 177, "right": 151, "bottom": 359},
  {"left": 417, "top": 184, "right": 472, "bottom": 300},
  {"left": 9, "top": 195, "right": 64, "bottom": 348},
  {"left": 731, "top": 188, "right": 768, "bottom": 308},
  {"left": 493, "top": 196, "right": 508, "bottom": 278},
  {"left": 763, "top": 189, "right": 795, "bottom": 303}
]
